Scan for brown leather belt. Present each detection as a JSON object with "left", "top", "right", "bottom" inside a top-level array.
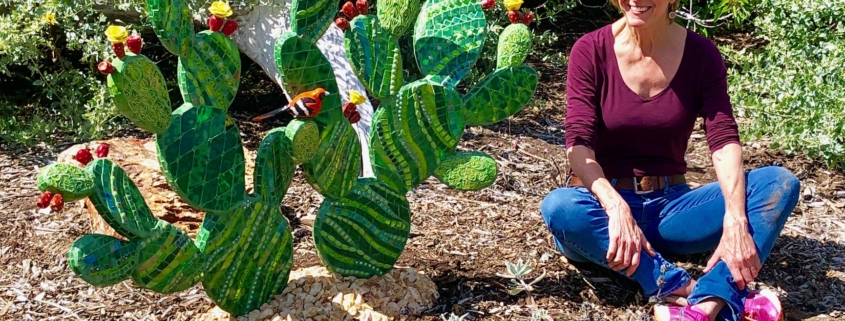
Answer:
[{"left": 568, "top": 174, "right": 686, "bottom": 193}]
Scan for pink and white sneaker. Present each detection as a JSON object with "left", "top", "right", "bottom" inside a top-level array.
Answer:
[
  {"left": 654, "top": 305, "right": 709, "bottom": 321},
  {"left": 742, "top": 289, "right": 784, "bottom": 321}
]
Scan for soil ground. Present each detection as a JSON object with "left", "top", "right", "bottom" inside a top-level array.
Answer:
[{"left": 2, "top": 6, "right": 845, "bottom": 321}]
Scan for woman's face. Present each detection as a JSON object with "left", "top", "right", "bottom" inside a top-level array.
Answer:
[{"left": 618, "top": 0, "right": 672, "bottom": 28}]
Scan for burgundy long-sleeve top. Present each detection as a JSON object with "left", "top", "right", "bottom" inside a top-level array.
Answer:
[{"left": 565, "top": 24, "right": 741, "bottom": 178}]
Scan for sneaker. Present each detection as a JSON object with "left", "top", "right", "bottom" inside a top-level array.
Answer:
[
  {"left": 654, "top": 305, "right": 709, "bottom": 321},
  {"left": 742, "top": 289, "right": 784, "bottom": 321}
]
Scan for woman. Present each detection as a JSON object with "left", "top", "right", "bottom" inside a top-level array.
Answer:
[{"left": 540, "top": 0, "right": 800, "bottom": 320}]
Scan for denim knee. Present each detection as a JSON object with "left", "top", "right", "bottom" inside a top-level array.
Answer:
[
  {"left": 749, "top": 166, "right": 801, "bottom": 224},
  {"left": 540, "top": 187, "right": 598, "bottom": 238}
]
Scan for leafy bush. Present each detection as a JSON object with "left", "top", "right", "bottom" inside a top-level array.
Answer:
[{"left": 723, "top": 0, "right": 845, "bottom": 168}]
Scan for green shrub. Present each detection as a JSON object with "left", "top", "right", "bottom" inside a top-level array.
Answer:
[{"left": 723, "top": 0, "right": 845, "bottom": 168}]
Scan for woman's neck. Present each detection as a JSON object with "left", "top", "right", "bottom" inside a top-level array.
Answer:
[{"left": 614, "top": 18, "right": 674, "bottom": 57}]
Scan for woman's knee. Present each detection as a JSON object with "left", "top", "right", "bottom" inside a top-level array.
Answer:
[
  {"left": 540, "top": 187, "right": 600, "bottom": 234},
  {"left": 748, "top": 166, "right": 801, "bottom": 223}
]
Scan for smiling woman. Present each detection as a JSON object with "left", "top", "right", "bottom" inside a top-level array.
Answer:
[{"left": 539, "top": 0, "right": 801, "bottom": 321}]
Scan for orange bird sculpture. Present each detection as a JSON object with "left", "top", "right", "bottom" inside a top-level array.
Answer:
[{"left": 252, "top": 88, "right": 329, "bottom": 122}]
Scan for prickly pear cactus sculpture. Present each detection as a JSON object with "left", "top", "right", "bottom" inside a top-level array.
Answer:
[{"left": 37, "top": 0, "right": 538, "bottom": 316}]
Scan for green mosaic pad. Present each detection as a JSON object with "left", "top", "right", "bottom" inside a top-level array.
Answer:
[
  {"left": 304, "top": 120, "right": 362, "bottom": 199},
  {"left": 107, "top": 55, "right": 172, "bottom": 134},
  {"left": 368, "top": 79, "right": 465, "bottom": 193},
  {"left": 197, "top": 198, "right": 294, "bottom": 316},
  {"left": 496, "top": 23, "right": 533, "bottom": 69},
  {"left": 68, "top": 234, "right": 139, "bottom": 286},
  {"left": 285, "top": 119, "right": 320, "bottom": 164},
  {"left": 275, "top": 32, "right": 342, "bottom": 127},
  {"left": 377, "top": 0, "right": 421, "bottom": 37},
  {"left": 313, "top": 178, "right": 410, "bottom": 278},
  {"left": 85, "top": 159, "right": 159, "bottom": 241},
  {"left": 253, "top": 128, "right": 295, "bottom": 203},
  {"left": 344, "top": 15, "right": 403, "bottom": 99},
  {"left": 177, "top": 31, "right": 241, "bottom": 111},
  {"left": 412, "top": 0, "right": 486, "bottom": 88},
  {"left": 290, "top": 0, "right": 337, "bottom": 43},
  {"left": 145, "top": 0, "right": 194, "bottom": 57},
  {"left": 463, "top": 65, "right": 538, "bottom": 126},
  {"left": 130, "top": 220, "right": 203, "bottom": 294},
  {"left": 156, "top": 103, "right": 246, "bottom": 212},
  {"left": 433, "top": 151, "right": 498, "bottom": 190},
  {"left": 36, "top": 163, "right": 95, "bottom": 201}
]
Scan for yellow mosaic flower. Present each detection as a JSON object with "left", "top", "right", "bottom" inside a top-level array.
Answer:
[
  {"left": 42, "top": 13, "right": 57, "bottom": 25},
  {"left": 503, "top": 0, "right": 523, "bottom": 11},
  {"left": 105, "top": 25, "right": 129, "bottom": 44},
  {"left": 349, "top": 90, "right": 366, "bottom": 105},
  {"left": 209, "top": 1, "right": 233, "bottom": 18}
]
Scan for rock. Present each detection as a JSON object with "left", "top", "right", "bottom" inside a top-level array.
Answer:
[
  {"left": 195, "top": 266, "right": 438, "bottom": 321},
  {"left": 57, "top": 137, "right": 255, "bottom": 238}
]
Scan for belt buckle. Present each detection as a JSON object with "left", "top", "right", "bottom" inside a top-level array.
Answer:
[{"left": 633, "top": 177, "right": 653, "bottom": 194}]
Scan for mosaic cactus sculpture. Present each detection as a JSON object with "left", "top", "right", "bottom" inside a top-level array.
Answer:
[{"left": 36, "top": 0, "right": 538, "bottom": 316}]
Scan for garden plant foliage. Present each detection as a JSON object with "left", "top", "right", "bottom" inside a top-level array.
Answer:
[{"left": 723, "top": 0, "right": 845, "bottom": 168}]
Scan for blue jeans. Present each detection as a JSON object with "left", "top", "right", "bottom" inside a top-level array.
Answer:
[{"left": 540, "top": 166, "right": 800, "bottom": 321}]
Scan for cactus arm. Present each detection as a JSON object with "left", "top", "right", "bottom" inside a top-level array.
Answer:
[
  {"left": 274, "top": 32, "right": 343, "bottom": 127},
  {"left": 85, "top": 159, "right": 159, "bottom": 240},
  {"left": 285, "top": 119, "right": 320, "bottom": 164},
  {"left": 177, "top": 31, "right": 242, "bottom": 111},
  {"left": 377, "top": 0, "right": 421, "bottom": 37},
  {"left": 107, "top": 55, "right": 172, "bottom": 134},
  {"left": 36, "top": 163, "right": 95, "bottom": 201},
  {"left": 313, "top": 178, "right": 410, "bottom": 278},
  {"left": 412, "top": 0, "right": 486, "bottom": 88},
  {"left": 253, "top": 128, "right": 295, "bottom": 204},
  {"left": 433, "top": 151, "right": 498, "bottom": 190},
  {"left": 197, "top": 197, "right": 294, "bottom": 316},
  {"left": 496, "top": 23, "right": 533, "bottom": 68},
  {"left": 67, "top": 234, "right": 139, "bottom": 286},
  {"left": 463, "top": 65, "right": 538, "bottom": 126},
  {"left": 368, "top": 79, "right": 465, "bottom": 193},
  {"left": 304, "top": 120, "right": 362, "bottom": 199},
  {"left": 145, "top": 0, "right": 194, "bottom": 57},
  {"left": 344, "top": 15, "right": 403, "bottom": 100},
  {"left": 130, "top": 221, "right": 203, "bottom": 294},
  {"left": 155, "top": 103, "right": 246, "bottom": 212},
  {"left": 290, "top": 0, "right": 338, "bottom": 43}
]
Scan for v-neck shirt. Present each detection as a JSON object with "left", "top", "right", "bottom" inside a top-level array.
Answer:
[{"left": 564, "top": 24, "right": 740, "bottom": 178}]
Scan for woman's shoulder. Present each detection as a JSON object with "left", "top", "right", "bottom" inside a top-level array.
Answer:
[
  {"left": 682, "top": 27, "right": 725, "bottom": 63},
  {"left": 572, "top": 24, "right": 613, "bottom": 51}
]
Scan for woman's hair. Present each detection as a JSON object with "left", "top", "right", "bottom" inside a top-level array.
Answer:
[{"left": 610, "top": 0, "right": 680, "bottom": 20}]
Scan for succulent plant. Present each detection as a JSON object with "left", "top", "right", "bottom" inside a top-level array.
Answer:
[{"left": 39, "top": 0, "right": 537, "bottom": 316}]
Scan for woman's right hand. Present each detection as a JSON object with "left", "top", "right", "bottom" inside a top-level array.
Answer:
[{"left": 605, "top": 199, "right": 656, "bottom": 277}]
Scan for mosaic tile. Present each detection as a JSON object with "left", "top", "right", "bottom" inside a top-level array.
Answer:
[
  {"left": 146, "top": 0, "right": 194, "bottom": 56},
  {"left": 344, "top": 15, "right": 403, "bottom": 99},
  {"left": 130, "top": 220, "right": 203, "bottom": 294},
  {"left": 496, "top": 23, "right": 533, "bottom": 68},
  {"left": 86, "top": 159, "right": 159, "bottom": 240},
  {"left": 68, "top": 234, "right": 139, "bottom": 286},
  {"left": 156, "top": 103, "right": 246, "bottom": 212},
  {"left": 107, "top": 55, "right": 172, "bottom": 134},
  {"left": 275, "top": 32, "right": 343, "bottom": 127},
  {"left": 253, "top": 128, "right": 295, "bottom": 203},
  {"left": 304, "top": 119, "right": 362, "bottom": 199},
  {"left": 413, "top": 0, "right": 486, "bottom": 88},
  {"left": 433, "top": 151, "right": 498, "bottom": 190},
  {"left": 285, "top": 119, "right": 320, "bottom": 164},
  {"left": 377, "top": 0, "right": 421, "bottom": 37},
  {"left": 36, "top": 163, "right": 95, "bottom": 202},
  {"left": 462, "top": 65, "right": 538, "bottom": 126},
  {"left": 177, "top": 31, "right": 241, "bottom": 111},
  {"left": 313, "top": 178, "right": 410, "bottom": 277},
  {"left": 290, "top": 0, "right": 337, "bottom": 43}
]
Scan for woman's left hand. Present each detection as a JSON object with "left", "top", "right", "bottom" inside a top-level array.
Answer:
[{"left": 703, "top": 217, "right": 761, "bottom": 290}]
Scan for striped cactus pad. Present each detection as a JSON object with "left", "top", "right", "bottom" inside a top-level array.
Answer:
[
  {"left": 85, "top": 159, "right": 159, "bottom": 241},
  {"left": 313, "top": 179, "right": 411, "bottom": 277},
  {"left": 413, "top": 0, "right": 486, "bottom": 87},
  {"left": 344, "top": 15, "right": 403, "bottom": 99},
  {"left": 304, "top": 119, "right": 362, "bottom": 199},
  {"left": 107, "top": 55, "right": 172, "bottom": 134},
  {"left": 68, "top": 234, "right": 139, "bottom": 286},
  {"left": 36, "top": 163, "right": 95, "bottom": 202},
  {"left": 253, "top": 128, "right": 295, "bottom": 203},
  {"left": 463, "top": 65, "right": 538, "bottom": 126},
  {"left": 197, "top": 198, "right": 295, "bottom": 316},
  {"left": 368, "top": 79, "right": 465, "bottom": 193},
  {"left": 156, "top": 103, "right": 246, "bottom": 212},
  {"left": 377, "top": 0, "right": 421, "bottom": 37},
  {"left": 145, "top": 0, "right": 194, "bottom": 57},
  {"left": 130, "top": 221, "right": 203, "bottom": 294},
  {"left": 177, "top": 31, "right": 241, "bottom": 111},
  {"left": 275, "top": 32, "right": 343, "bottom": 127}
]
